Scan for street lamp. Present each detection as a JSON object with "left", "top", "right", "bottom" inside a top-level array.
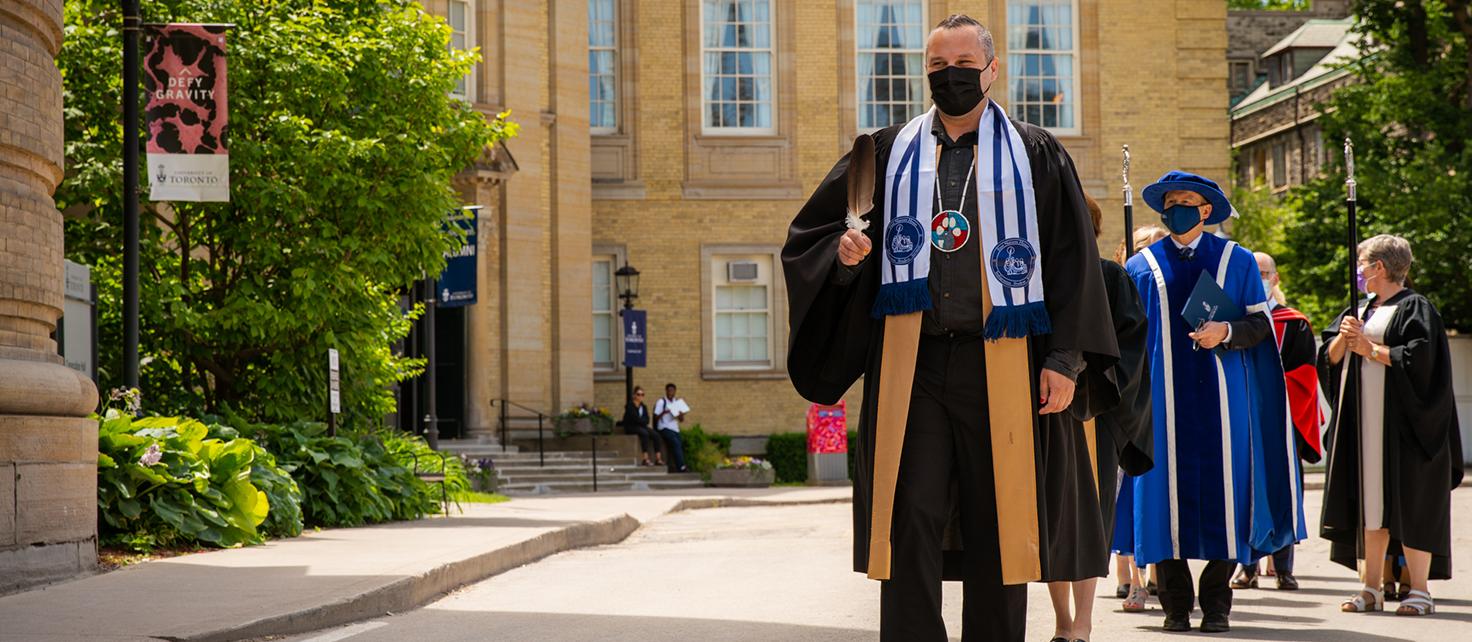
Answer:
[{"left": 615, "top": 262, "right": 640, "bottom": 405}]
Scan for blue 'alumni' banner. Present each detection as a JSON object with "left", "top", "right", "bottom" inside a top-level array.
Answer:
[{"left": 438, "top": 209, "right": 477, "bottom": 307}]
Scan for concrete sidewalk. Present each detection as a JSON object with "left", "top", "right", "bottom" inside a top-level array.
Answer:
[{"left": 0, "top": 487, "right": 851, "bottom": 642}]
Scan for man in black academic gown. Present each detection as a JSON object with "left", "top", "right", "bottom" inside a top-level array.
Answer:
[{"left": 783, "top": 14, "right": 1120, "bottom": 642}]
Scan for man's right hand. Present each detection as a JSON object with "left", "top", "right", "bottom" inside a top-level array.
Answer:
[{"left": 838, "top": 229, "right": 872, "bottom": 267}]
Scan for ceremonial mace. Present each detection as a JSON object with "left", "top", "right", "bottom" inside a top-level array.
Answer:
[
  {"left": 1122, "top": 144, "right": 1134, "bottom": 257},
  {"left": 846, "top": 134, "right": 877, "bottom": 232},
  {"left": 1344, "top": 137, "right": 1358, "bottom": 316},
  {"left": 1339, "top": 136, "right": 1361, "bottom": 466}
]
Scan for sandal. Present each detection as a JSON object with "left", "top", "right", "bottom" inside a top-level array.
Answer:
[
  {"left": 1123, "top": 584, "right": 1148, "bottom": 612},
  {"left": 1341, "top": 586, "right": 1384, "bottom": 613},
  {"left": 1396, "top": 589, "right": 1435, "bottom": 616}
]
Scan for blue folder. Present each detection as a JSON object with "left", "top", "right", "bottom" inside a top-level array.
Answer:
[{"left": 1181, "top": 271, "right": 1243, "bottom": 354}]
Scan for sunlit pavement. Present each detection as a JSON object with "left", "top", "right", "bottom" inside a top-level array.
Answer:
[{"left": 284, "top": 487, "right": 1472, "bottom": 642}]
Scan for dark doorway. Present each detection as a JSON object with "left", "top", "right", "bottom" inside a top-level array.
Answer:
[
  {"left": 394, "top": 287, "right": 468, "bottom": 442},
  {"left": 433, "top": 305, "right": 467, "bottom": 440}
]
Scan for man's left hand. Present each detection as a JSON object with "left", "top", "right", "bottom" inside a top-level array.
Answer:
[
  {"left": 1189, "top": 321, "right": 1231, "bottom": 350},
  {"left": 1039, "top": 369, "right": 1075, "bottom": 415}
]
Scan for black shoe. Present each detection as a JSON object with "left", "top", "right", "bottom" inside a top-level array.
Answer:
[
  {"left": 1277, "top": 573, "right": 1300, "bottom": 590},
  {"left": 1231, "top": 571, "right": 1259, "bottom": 589},
  {"left": 1116, "top": 583, "right": 1130, "bottom": 599},
  {"left": 1162, "top": 614, "right": 1191, "bottom": 632},
  {"left": 1199, "top": 613, "right": 1231, "bottom": 633},
  {"left": 1147, "top": 580, "right": 1159, "bottom": 596}
]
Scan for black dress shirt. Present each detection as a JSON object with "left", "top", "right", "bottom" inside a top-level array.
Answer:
[{"left": 832, "top": 122, "right": 1083, "bottom": 381}]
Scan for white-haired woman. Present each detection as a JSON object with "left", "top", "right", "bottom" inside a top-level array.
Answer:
[{"left": 1320, "top": 234, "right": 1463, "bottom": 617}]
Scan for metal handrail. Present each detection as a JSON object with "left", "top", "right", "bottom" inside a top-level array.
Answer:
[
  {"left": 492, "top": 399, "right": 547, "bottom": 467},
  {"left": 491, "top": 398, "right": 606, "bottom": 492}
]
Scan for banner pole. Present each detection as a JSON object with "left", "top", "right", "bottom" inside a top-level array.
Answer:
[{"left": 122, "top": 0, "right": 141, "bottom": 394}]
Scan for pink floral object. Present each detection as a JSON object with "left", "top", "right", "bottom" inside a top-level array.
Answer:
[
  {"left": 806, "top": 402, "right": 848, "bottom": 454},
  {"left": 139, "top": 443, "right": 163, "bottom": 467}
]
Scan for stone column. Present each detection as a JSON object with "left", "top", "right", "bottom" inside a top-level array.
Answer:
[{"left": 0, "top": 0, "right": 102, "bottom": 593}]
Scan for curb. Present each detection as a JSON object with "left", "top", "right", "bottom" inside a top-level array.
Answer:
[
  {"left": 209, "top": 494, "right": 851, "bottom": 642},
  {"left": 670, "top": 496, "right": 853, "bottom": 512},
  {"left": 205, "top": 514, "right": 640, "bottom": 642}
]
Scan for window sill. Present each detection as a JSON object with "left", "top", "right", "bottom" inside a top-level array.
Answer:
[
  {"left": 694, "top": 132, "right": 787, "bottom": 143},
  {"left": 701, "top": 369, "right": 789, "bottom": 381},
  {"left": 593, "top": 180, "right": 648, "bottom": 200},
  {"left": 681, "top": 180, "right": 802, "bottom": 200},
  {"left": 594, "top": 370, "right": 627, "bottom": 382}
]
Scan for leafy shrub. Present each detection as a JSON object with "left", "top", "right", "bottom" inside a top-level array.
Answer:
[
  {"left": 765, "top": 432, "right": 808, "bottom": 484},
  {"left": 240, "top": 421, "right": 466, "bottom": 527},
  {"left": 376, "top": 428, "right": 469, "bottom": 515},
  {"left": 679, "top": 424, "right": 731, "bottom": 477},
  {"left": 207, "top": 424, "right": 304, "bottom": 539},
  {"left": 97, "top": 412, "right": 285, "bottom": 551}
]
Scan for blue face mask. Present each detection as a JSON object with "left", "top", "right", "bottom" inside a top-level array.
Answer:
[{"left": 1161, "top": 203, "right": 1203, "bottom": 235}]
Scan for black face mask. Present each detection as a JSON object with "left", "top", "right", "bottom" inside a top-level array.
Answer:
[{"left": 928, "top": 64, "right": 989, "bottom": 116}]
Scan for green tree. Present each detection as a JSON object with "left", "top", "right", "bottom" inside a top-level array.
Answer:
[
  {"left": 58, "top": 0, "right": 517, "bottom": 425},
  {"left": 1228, "top": 0, "right": 1314, "bottom": 10},
  {"left": 1235, "top": 0, "right": 1472, "bottom": 330}
]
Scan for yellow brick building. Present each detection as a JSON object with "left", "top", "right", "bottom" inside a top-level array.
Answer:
[{"left": 426, "top": 0, "right": 1228, "bottom": 440}]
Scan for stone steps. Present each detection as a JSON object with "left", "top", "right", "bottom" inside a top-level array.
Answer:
[
  {"left": 500, "top": 470, "right": 703, "bottom": 485},
  {"left": 499, "top": 477, "right": 706, "bottom": 495},
  {"left": 442, "top": 435, "right": 703, "bottom": 496},
  {"left": 436, "top": 438, "right": 519, "bottom": 455},
  {"left": 494, "top": 459, "right": 641, "bottom": 472}
]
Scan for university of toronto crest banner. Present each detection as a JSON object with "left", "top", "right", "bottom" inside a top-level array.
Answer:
[{"left": 144, "top": 24, "right": 230, "bottom": 202}]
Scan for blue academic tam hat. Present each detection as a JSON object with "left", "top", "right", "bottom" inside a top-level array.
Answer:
[{"left": 1142, "top": 170, "right": 1234, "bottom": 225}]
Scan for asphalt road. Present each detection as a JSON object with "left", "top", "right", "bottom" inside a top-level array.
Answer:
[{"left": 283, "top": 489, "right": 1472, "bottom": 642}]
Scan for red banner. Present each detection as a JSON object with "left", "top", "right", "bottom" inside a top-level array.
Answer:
[{"left": 144, "top": 23, "right": 229, "bottom": 202}]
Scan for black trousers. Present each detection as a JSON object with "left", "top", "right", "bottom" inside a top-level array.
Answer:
[
  {"left": 880, "top": 334, "right": 1027, "bottom": 642},
  {"left": 1156, "top": 559, "right": 1235, "bottom": 618},
  {"left": 1240, "top": 545, "right": 1295, "bottom": 577},
  {"left": 624, "top": 424, "right": 658, "bottom": 459}
]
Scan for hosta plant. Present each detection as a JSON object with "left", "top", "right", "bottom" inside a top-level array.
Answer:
[{"left": 97, "top": 412, "right": 283, "bottom": 550}]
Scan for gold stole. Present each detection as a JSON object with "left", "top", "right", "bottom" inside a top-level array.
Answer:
[{"left": 868, "top": 228, "right": 1088, "bottom": 585}]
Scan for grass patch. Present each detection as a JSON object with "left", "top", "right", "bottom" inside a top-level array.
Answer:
[{"left": 451, "top": 490, "right": 510, "bottom": 504}]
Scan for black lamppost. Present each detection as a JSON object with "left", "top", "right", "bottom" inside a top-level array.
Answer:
[
  {"left": 122, "top": 0, "right": 142, "bottom": 392},
  {"left": 422, "top": 276, "right": 438, "bottom": 450},
  {"left": 614, "top": 262, "right": 640, "bottom": 405}
]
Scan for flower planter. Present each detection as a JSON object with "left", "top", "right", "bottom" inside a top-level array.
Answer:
[
  {"left": 554, "top": 415, "right": 613, "bottom": 437},
  {"left": 470, "top": 475, "right": 499, "bottom": 493},
  {"left": 709, "top": 467, "right": 775, "bottom": 488},
  {"left": 557, "top": 417, "right": 593, "bottom": 435}
]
